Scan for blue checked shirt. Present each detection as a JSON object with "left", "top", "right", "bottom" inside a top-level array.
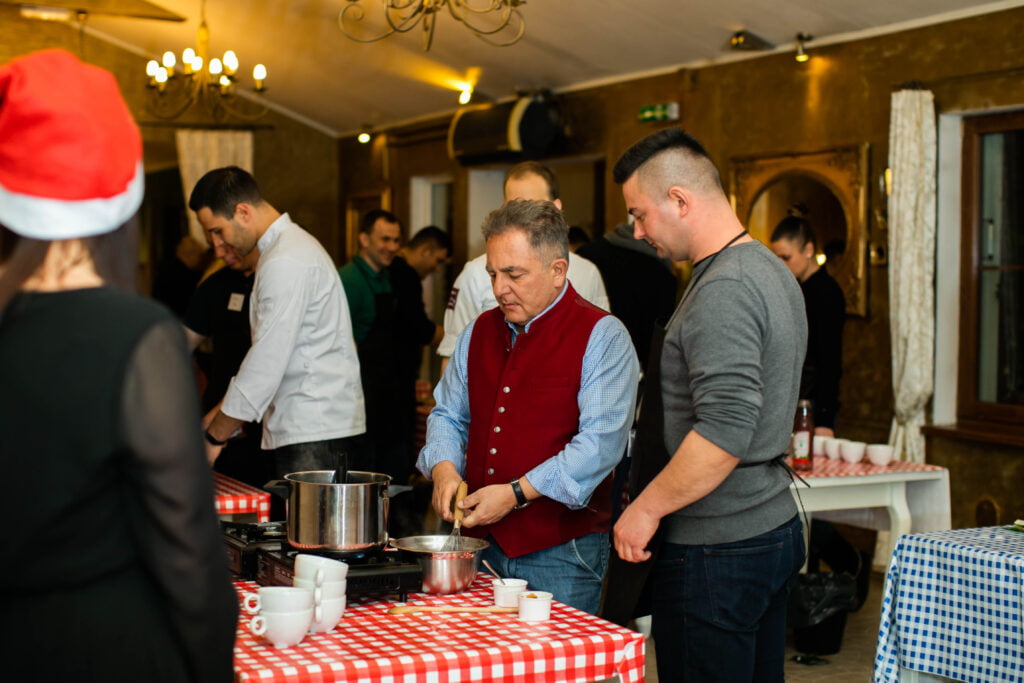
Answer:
[{"left": 417, "top": 283, "right": 639, "bottom": 509}]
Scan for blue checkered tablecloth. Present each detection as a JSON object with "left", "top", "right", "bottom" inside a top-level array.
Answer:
[{"left": 875, "top": 527, "right": 1024, "bottom": 682}]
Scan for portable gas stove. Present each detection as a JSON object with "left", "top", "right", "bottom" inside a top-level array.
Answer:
[{"left": 222, "top": 521, "right": 422, "bottom": 602}]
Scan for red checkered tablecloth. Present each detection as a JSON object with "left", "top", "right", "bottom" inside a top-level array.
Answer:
[
  {"left": 789, "top": 455, "right": 944, "bottom": 479},
  {"left": 214, "top": 472, "right": 271, "bottom": 523},
  {"left": 233, "top": 574, "right": 646, "bottom": 682}
]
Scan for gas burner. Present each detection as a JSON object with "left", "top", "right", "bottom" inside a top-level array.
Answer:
[
  {"left": 222, "top": 521, "right": 287, "bottom": 579},
  {"left": 257, "top": 548, "right": 422, "bottom": 602},
  {"left": 221, "top": 520, "right": 287, "bottom": 543}
]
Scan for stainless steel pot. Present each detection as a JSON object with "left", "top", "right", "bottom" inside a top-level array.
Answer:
[{"left": 265, "top": 470, "right": 391, "bottom": 551}]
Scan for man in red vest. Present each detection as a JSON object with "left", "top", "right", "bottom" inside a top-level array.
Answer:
[{"left": 417, "top": 199, "right": 639, "bottom": 614}]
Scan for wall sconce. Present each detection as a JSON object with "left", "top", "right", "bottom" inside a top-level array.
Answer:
[
  {"left": 795, "top": 33, "right": 812, "bottom": 62},
  {"left": 458, "top": 86, "right": 473, "bottom": 105}
]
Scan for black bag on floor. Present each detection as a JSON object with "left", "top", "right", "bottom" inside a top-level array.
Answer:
[{"left": 788, "top": 571, "right": 858, "bottom": 655}]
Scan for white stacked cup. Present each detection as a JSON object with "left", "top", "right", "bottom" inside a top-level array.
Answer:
[
  {"left": 293, "top": 554, "right": 348, "bottom": 633},
  {"left": 243, "top": 586, "right": 319, "bottom": 648}
]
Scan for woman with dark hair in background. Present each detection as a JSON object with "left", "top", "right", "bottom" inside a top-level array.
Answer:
[
  {"left": 0, "top": 50, "right": 236, "bottom": 682},
  {"left": 770, "top": 207, "right": 846, "bottom": 436}
]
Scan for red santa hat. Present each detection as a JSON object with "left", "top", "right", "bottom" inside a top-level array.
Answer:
[{"left": 0, "top": 49, "right": 144, "bottom": 241}]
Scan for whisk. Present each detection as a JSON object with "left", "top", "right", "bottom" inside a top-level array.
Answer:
[{"left": 442, "top": 481, "right": 468, "bottom": 552}]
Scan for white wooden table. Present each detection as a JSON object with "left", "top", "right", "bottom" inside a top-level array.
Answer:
[{"left": 788, "top": 455, "right": 951, "bottom": 564}]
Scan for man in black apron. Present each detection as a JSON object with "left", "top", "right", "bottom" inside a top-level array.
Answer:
[
  {"left": 339, "top": 210, "right": 406, "bottom": 480},
  {"left": 607, "top": 128, "right": 808, "bottom": 683}
]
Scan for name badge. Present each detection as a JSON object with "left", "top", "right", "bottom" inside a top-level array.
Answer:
[{"left": 227, "top": 292, "right": 245, "bottom": 312}]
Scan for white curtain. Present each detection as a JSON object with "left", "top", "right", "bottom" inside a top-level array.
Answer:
[
  {"left": 886, "top": 90, "right": 936, "bottom": 463},
  {"left": 175, "top": 130, "right": 254, "bottom": 243}
]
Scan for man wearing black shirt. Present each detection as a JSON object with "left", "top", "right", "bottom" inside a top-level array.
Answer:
[
  {"left": 183, "top": 244, "right": 270, "bottom": 489},
  {"left": 389, "top": 226, "right": 451, "bottom": 482}
]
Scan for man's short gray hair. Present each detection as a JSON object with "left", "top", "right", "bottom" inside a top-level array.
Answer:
[{"left": 482, "top": 199, "right": 569, "bottom": 264}]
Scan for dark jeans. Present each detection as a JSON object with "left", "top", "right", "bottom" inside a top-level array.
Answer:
[
  {"left": 267, "top": 435, "right": 370, "bottom": 479},
  {"left": 651, "top": 515, "right": 805, "bottom": 683}
]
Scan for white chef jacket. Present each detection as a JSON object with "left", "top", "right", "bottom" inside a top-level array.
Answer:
[
  {"left": 221, "top": 213, "right": 365, "bottom": 449},
  {"left": 437, "top": 251, "right": 609, "bottom": 357}
]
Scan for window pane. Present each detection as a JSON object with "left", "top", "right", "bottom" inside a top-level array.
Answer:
[{"left": 976, "top": 129, "right": 1024, "bottom": 405}]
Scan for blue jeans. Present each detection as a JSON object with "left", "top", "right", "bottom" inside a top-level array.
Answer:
[
  {"left": 651, "top": 515, "right": 805, "bottom": 682},
  {"left": 480, "top": 532, "right": 609, "bottom": 615}
]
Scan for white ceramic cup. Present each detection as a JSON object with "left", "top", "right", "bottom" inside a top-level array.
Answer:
[
  {"left": 492, "top": 578, "right": 529, "bottom": 607},
  {"left": 518, "top": 591, "right": 553, "bottom": 622},
  {"left": 294, "top": 577, "right": 346, "bottom": 600},
  {"left": 249, "top": 606, "right": 317, "bottom": 648},
  {"left": 308, "top": 596, "right": 347, "bottom": 633},
  {"left": 812, "top": 435, "right": 828, "bottom": 457},
  {"left": 866, "top": 444, "right": 894, "bottom": 466},
  {"left": 839, "top": 440, "right": 867, "bottom": 464},
  {"left": 242, "top": 586, "right": 315, "bottom": 615},
  {"left": 294, "top": 554, "right": 348, "bottom": 586},
  {"left": 824, "top": 438, "right": 847, "bottom": 460}
]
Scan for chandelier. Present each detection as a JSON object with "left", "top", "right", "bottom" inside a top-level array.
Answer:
[
  {"left": 144, "top": 0, "right": 268, "bottom": 121},
  {"left": 339, "top": 0, "right": 526, "bottom": 51}
]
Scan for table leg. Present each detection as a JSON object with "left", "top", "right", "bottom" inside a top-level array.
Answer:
[{"left": 884, "top": 482, "right": 911, "bottom": 565}]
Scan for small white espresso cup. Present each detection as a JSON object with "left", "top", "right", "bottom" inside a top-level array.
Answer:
[
  {"left": 249, "top": 606, "right": 317, "bottom": 648},
  {"left": 493, "top": 578, "right": 529, "bottom": 607},
  {"left": 518, "top": 591, "right": 553, "bottom": 622},
  {"left": 294, "top": 554, "right": 348, "bottom": 586},
  {"left": 242, "top": 586, "right": 315, "bottom": 615},
  {"left": 866, "top": 444, "right": 894, "bottom": 466},
  {"left": 824, "top": 438, "right": 847, "bottom": 460},
  {"left": 840, "top": 440, "right": 867, "bottom": 464}
]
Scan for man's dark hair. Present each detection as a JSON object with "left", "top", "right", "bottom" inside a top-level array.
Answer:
[
  {"left": 188, "top": 166, "right": 264, "bottom": 218},
  {"left": 360, "top": 208, "right": 400, "bottom": 235},
  {"left": 505, "top": 161, "right": 560, "bottom": 200},
  {"left": 408, "top": 225, "right": 452, "bottom": 252},
  {"left": 613, "top": 128, "right": 711, "bottom": 184},
  {"left": 482, "top": 199, "right": 568, "bottom": 265}
]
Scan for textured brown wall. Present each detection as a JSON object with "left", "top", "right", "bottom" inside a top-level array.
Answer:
[
  {"left": 0, "top": 7, "right": 340, "bottom": 257},
  {"left": 926, "top": 436, "right": 1024, "bottom": 528}
]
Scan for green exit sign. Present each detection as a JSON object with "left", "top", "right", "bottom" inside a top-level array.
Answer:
[{"left": 638, "top": 102, "right": 679, "bottom": 122}]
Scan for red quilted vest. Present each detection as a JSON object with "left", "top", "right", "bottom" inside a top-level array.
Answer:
[{"left": 463, "top": 283, "right": 613, "bottom": 557}]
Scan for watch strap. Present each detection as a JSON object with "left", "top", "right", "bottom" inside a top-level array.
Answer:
[
  {"left": 510, "top": 478, "right": 529, "bottom": 509},
  {"left": 204, "top": 430, "right": 227, "bottom": 446}
]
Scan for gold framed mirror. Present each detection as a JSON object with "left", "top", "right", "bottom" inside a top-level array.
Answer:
[{"left": 730, "top": 144, "right": 869, "bottom": 316}]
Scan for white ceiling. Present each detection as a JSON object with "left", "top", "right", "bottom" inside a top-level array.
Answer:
[{"left": 76, "top": 0, "right": 1024, "bottom": 137}]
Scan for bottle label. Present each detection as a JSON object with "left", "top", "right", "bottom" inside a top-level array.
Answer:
[{"left": 792, "top": 431, "right": 811, "bottom": 459}]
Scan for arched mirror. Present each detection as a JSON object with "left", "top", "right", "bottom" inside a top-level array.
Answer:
[{"left": 730, "top": 144, "right": 869, "bottom": 316}]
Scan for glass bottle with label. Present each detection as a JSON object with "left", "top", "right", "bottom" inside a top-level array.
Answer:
[{"left": 792, "top": 399, "right": 814, "bottom": 472}]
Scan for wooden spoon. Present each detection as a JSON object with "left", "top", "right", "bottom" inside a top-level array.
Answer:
[{"left": 388, "top": 604, "right": 517, "bottom": 615}]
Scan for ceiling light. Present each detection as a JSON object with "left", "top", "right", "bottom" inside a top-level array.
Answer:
[
  {"left": 18, "top": 4, "right": 72, "bottom": 21},
  {"left": 339, "top": 0, "right": 526, "bottom": 51},
  {"left": 458, "top": 86, "right": 473, "bottom": 105},
  {"left": 795, "top": 33, "right": 813, "bottom": 63},
  {"left": 357, "top": 125, "right": 373, "bottom": 144},
  {"left": 144, "top": 0, "right": 268, "bottom": 121},
  {"left": 729, "top": 30, "right": 774, "bottom": 51}
]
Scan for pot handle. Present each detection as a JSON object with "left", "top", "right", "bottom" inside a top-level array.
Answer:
[{"left": 263, "top": 479, "right": 290, "bottom": 500}]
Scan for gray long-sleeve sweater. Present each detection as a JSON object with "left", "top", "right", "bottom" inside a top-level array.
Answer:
[{"left": 661, "top": 240, "right": 807, "bottom": 546}]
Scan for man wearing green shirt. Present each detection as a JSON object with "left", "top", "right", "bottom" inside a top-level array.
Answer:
[{"left": 339, "top": 209, "right": 405, "bottom": 479}]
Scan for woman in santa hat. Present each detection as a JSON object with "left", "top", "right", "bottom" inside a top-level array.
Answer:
[{"left": 0, "top": 50, "right": 236, "bottom": 682}]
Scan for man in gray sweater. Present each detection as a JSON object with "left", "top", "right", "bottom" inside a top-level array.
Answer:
[{"left": 612, "top": 128, "right": 807, "bottom": 682}]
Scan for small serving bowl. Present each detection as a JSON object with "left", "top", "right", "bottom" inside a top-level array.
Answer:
[
  {"left": 823, "top": 438, "right": 847, "bottom": 460},
  {"left": 866, "top": 444, "right": 894, "bottom": 466},
  {"left": 839, "top": 440, "right": 867, "bottom": 464}
]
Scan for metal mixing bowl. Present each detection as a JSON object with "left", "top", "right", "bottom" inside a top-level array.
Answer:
[{"left": 390, "top": 535, "right": 489, "bottom": 594}]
